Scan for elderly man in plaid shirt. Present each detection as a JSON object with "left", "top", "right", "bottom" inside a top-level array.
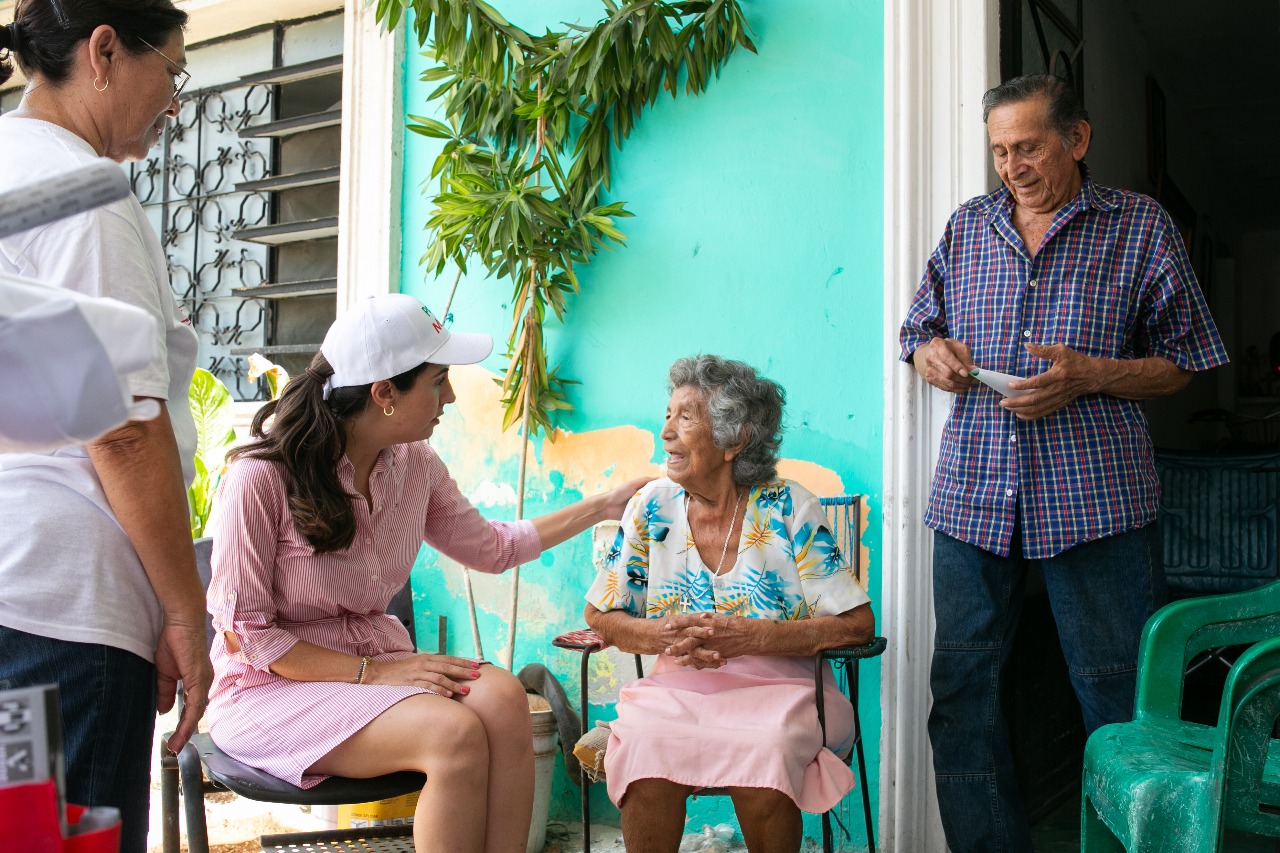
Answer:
[{"left": 900, "top": 74, "right": 1227, "bottom": 852}]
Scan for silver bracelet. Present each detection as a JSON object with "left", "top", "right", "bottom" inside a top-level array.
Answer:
[{"left": 355, "top": 655, "right": 371, "bottom": 685}]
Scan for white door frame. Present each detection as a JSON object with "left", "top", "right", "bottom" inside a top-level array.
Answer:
[
  {"left": 880, "top": 0, "right": 1000, "bottom": 849},
  {"left": 337, "top": 0, "right": 406, "bottom": 307}
]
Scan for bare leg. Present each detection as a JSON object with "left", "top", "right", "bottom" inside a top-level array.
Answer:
[
  {"left": 308, "top": 693, "right": 490, "bottom": 853},
  {"left": 727, "top": 787, "right": 802, "bottom": 853},
  {"left": 456, "top": 664, "right": 536, "bottom": 853},
  {"left": 620, "top": 778, "right": 694, "bottom": 853}
]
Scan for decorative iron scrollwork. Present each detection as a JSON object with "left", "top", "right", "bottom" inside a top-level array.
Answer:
[{"left": 132, "top": 83, "right": 276, "bottom": 401}]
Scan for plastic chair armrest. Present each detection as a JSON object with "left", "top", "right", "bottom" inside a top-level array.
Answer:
[{"left": 1136, "top": 581, "right": 1280, "bottom": 720}]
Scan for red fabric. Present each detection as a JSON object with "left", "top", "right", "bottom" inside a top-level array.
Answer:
[{"left": 553, "top": 628, "right": 607, "bottom": 650}]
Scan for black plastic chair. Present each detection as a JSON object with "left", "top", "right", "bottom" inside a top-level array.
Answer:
[
  {"left": 554, "top": 495, "right": 887, "bottom": 853},
  {"left": 159, "top": 537, "right": 423, "bottom": 853}
]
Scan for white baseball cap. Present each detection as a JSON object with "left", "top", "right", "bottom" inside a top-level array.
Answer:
[{"left": 320, "top": 293, "right": 492, "bottom": 399}]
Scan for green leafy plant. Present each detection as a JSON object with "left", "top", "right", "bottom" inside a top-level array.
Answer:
[
  {"left": 376, "top": 0, "right": 754, "bottom": 665},
  {"left": 381, "top": 0, "right": 753, "bottom": 442},
  {"left": 187, "top": 357, "right": 290, "bottom": 538},
  {"left": 187, "top": 368, "right": 236, "bottom": 539}
]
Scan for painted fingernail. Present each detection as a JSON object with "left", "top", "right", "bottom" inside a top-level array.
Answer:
[
  {"left": 471, "top": 670, "right": 481, "bottom": 678},
  {"left": 459, "top": 685, "right": 470, "bottom": 695}
]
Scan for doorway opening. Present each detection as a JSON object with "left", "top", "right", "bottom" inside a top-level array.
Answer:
[{"left": 996, "top": 0, "right": 1280, "bottom": 847}]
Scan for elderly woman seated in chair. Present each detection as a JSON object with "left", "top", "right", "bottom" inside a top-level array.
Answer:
[{"left": 584, "top": 355, "right": 875, "bottom": 853}]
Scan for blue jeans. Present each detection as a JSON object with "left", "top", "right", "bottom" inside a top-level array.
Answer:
[
  {"left": 0, "top": 626, "right": 156, "bottom": 853},
  {"left": 928, "top": 523, "right": 1166, "bottom": 853}
]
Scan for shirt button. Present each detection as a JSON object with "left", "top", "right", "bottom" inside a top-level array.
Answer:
[
  {"left": 372, "top": 574, "right": 379, "bottom": 581},
  {"left": 1022, "top": 330, "right": 1031, "bottom": 338},
  {"left": 1010, "top": 433, "right": 1017, "bottom": 442},
  {"left": 1006, "top": 488, "right": 1015, "bottom": 497},
  {"left": 365, "top": 538, "right": 372, "bottom": 545},
  {"left": 713, "top": 578, "right": 725, "bottom": 589},
  {"left": 1029, "top": 278, "right": 1038, "bottom": 287}
]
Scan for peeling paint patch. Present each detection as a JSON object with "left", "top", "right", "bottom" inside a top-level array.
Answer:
[
  {"left": 471, "top": 479, "right": 517, "bottom": 506},
  {"left": 540, "top": 423, "right": 661, "bottom": 493},
  {"left": 776, "top": 458, "right": 844, "bottom": 497}
]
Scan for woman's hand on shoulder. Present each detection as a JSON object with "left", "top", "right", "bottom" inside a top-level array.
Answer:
[
  {"left": 599, "top": 476, "right": 656, "bottom": 521},
  {"left": 364, "top": 654, "right": 482, "bottom": 699}
]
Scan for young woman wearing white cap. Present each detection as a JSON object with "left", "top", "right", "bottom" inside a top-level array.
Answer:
[{"left": 205, "top": 293, "right": 649, "bottom": 853}]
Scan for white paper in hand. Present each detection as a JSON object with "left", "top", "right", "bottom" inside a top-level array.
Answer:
[{"left": 968, "top": 367, "right": 1031, "bottom": 398}]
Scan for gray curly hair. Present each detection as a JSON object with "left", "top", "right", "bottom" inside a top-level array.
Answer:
[{"left": 667, "top": 355, "right": 785, "bottom": 485}]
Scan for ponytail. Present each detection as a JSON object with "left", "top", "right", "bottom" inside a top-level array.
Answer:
[
  {"left": 229, "top": 352, "right": 428, "bottom": 554},
  {"left": 0, "top": 21, "right": 20, "bottom": 87}
]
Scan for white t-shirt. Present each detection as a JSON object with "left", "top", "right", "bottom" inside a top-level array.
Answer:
[{"left": 0, "top": 117, "right": 198, "bottom": 662}]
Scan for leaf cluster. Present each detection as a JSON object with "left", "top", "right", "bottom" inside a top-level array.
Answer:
[
  {"left": 187, "top": 368, "right": 237, "bottom": 538},
  {"left": 378, "top": 0, "right": 754, "bottom": 438}
]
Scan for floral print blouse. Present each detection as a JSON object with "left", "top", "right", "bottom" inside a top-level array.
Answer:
[{"left": 586, "top": 478, "right": 870, "bottom": 620}]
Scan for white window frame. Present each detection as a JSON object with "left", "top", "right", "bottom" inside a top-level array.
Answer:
[
  {"left": 0, "top": 0, "right": 402, "bottom": 311},
  {"left": 336, "top": 0, "right": 404, "bottom": 309}
]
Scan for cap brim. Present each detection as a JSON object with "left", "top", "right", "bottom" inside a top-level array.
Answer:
[{"left": 431, "top": 331, "right": 493, "bottom": 365}]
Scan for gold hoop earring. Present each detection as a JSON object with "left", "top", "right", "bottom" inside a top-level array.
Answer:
[
  {"left": 93, "top": 77, "right": 108, "bottom": 92},
  {"left": 383, "top": 406, "right": 394, "bottom": 417}
]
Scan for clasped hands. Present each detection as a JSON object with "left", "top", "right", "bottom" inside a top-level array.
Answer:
[
  {"left": 912, "top": 337, "right": 1102, "bottom": 420},
  {"left": 656, "top": 612, "right": 754, "bottom": 670}
]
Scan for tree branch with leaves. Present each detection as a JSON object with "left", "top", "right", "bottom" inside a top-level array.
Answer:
[{"left": 376, "top": 0, "right": 755, "bottom": 666}]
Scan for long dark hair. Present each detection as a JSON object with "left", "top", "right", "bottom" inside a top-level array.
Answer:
[
  {"left": 228, "top": 353, "right": 430, "bottom": 554},
  {"left": 1, "top": 0, "right": 188, "bottom": 87}
]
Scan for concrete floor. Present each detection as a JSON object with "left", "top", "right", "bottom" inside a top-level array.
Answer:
[
  {"left": 145, "top": 702, "right": 637, "bottom": 853},
  {"left": 1029, "top": 795, "right": 1082, "bottom": 853},
  {"left": 148, "top": 705, "right": 1083, "bottom": 852}
]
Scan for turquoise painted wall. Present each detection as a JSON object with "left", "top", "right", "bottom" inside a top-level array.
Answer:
[{"left": 398, "top": 1, "right": 884, "bottom": 847}]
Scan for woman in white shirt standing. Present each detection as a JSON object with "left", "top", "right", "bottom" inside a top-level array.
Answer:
[{"left": 0, "top": 2, "right": 210, "bottom": 849}]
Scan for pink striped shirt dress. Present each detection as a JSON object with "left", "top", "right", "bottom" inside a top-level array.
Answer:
[{"left": 205, "top": 441, "right": 540, "bottom": 789}]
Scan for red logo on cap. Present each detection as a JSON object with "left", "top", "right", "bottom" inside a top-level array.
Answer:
[{"left": 422, "top": 306, "right": 444, "bottom": 333}]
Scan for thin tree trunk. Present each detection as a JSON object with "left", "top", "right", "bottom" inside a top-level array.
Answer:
[
  {"left": 504, "top": 294, "right": 537, "bottom": 669},
  {"left": 442, "top": 253, "right": 485, "bottom": 660},
  {"left": 503, "top": 82, "right": 546, "bottom": 670}
]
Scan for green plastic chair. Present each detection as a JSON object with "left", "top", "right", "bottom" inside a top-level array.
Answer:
[{"left": 1081, "top": 579, "right": 1280, "bottom": 852}]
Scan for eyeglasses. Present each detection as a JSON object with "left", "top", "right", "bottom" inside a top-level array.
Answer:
[{"left": 136, "top": 36, "right": 191, "bottom": 101}]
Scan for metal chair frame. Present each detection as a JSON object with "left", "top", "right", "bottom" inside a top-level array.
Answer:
[
  {"left": 554, "top": 634, "right": 886, "bottom": 853},
  {"left": 554, "top": 495, "right": 886, "bottom": 853}
]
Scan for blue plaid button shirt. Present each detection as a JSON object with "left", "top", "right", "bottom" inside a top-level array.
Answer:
[{"left": 900, "top": 165, "right": 1228, "bottom": 558}]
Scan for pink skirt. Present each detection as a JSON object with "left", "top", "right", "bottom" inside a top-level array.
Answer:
[
  {"left": 603, "top": 654, "right": 856, "bottom": 813},
  {"left": 208, "top": 648, "right": 435, "bottom": 789}
]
